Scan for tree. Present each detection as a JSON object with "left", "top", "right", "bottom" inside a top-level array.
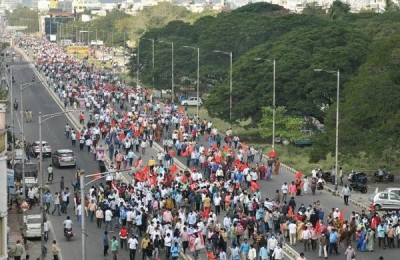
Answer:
[
  {"left": 259, "top": 106, "right": 307, "bottom": 143},
  {"left": 328, "top": 0, "right": 351, "bottom": 19},
  {"left": 385, "top": 0, "right": 400, "bottom": 12},
  {"left": 328, "top": 34, "right": 400, "bottom": 159},
  {"left": 7, "top": 7, "right": 39, "bottom": 33},
  {"left": 302, "top": 2, "right": 326, "bottom": 15}
]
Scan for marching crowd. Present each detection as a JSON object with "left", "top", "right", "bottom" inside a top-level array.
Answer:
[{"left": 13, "top": 36, "right": 395, "bottom": 260}]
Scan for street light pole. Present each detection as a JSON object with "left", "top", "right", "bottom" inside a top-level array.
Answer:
[
  {"left": 80, "top": 170, "right": 86, "bottom": 260},
  {"left": 38, "top": 112, "right": 44, "bottom": 260},
  {"left": 314, "top": 68, "right": 340, "bottom": 191},
  {"left": 272, "top": 59, "right": 276, "bottom": 151},
  {"left": 38, "top": 110, "right": 76, "bottom": 259}
]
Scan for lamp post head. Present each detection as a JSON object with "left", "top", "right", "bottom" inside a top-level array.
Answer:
[{"left": 314, "top": 69, "right": 322, "bottom": 72}]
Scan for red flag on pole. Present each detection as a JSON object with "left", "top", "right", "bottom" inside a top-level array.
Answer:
[
  {"left": 339, "top": 209, "right": 345, "bottom": 225},
  {"left": 250, "top": 181, "right": 259, "bottom": 192},
  {"left": 170, "top": 165, "right": 178, "bottom": 174},
  {"left": 287, "top": 206, "right": 293, "bottom": 218},
  {"left": 315, "top": 220, "right": 321, "bottom": 234}
]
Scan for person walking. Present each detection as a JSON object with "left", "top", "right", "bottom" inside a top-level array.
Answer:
[
  {"left": 47, "top": 165, "right": 54, "bottom": 183},
  {"left": 127, "top": 235, "right": 138, "bottom": 260},
  {"left": 344, "top": 245, "right": 356, "bottom": 260},
  {"left": 342, "top": 185, "right": 351, "bottom": 205},
  {"left": 103, "top": 232, "right": 110, "bottom": 256},
  {"left": 111, "top": 235, "right": 119, "bottom": 260},
  {"left": 51, "top": 192, "right": 61, "bottom": 216},
  {"left": 51, "top": 240, "right": 60, "bottom": 260},
  {"left": 12, "top": 240, "right": 25, "bottom": 260}
]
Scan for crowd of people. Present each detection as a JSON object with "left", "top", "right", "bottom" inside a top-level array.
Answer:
[{"left": 13, "top": 36, "right": 394, "bottom": 260}]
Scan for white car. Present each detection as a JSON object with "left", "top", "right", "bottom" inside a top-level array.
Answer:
[
  {"left": 181, "top": 97, "right": 203, "bottom": 106},
  {"left": 31, "top": 141, "right": 52, "bottom": 157},
  {"left": 23, "top": 214, "right": 42, "bottom": 238}
]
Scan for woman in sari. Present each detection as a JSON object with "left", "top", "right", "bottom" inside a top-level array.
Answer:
[
  {"left": 356, "top": 226, "right": 367, "bottom": 251},
  {"left": 297, "top": 220, "right": 305, "bottom": 242}
]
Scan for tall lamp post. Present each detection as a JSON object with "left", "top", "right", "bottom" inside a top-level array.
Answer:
[
  {"left": 158, "top": 40, "right": 174, "bottom": 103},
  {"left": 183, "top": 46, "right": 200, "bottom": 117},
  {"left": 314, "top": 68, "right": 340, "bottom": 191},
  {"left": 142, "top": 38, "right": 155, "bottom": 87},
  {"left": 214, "top": 50, "right": 233, "bottom": 122},
  {"left": 20, "top": 82, "right": 37, "bottom": 196},
  {"left": 38, "top": 110, "right": 76, "bottom": 259}
]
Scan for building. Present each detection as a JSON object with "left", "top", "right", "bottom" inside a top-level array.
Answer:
[{"left": 0, "top": 101, "right": 8, "bottom": 260}]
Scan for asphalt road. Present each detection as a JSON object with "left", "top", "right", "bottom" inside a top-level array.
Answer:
[
  {"left": 5, "top": 49, "right": 170, "bottom": 260},
  {"left": 5, "top": 46, "right": 398, "bottom": 260}
]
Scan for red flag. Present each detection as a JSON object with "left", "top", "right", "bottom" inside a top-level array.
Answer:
[
  {"left": 287, "top": 206, "right": 293, "bottom": 218},
  {"left": 250, "top": 181, "right": 259, "bottom": 192},
  {"left": 111, "top": 120, "right": 116, "bottom": 128},
  {"left": 181, "top": 175, "right": 188, "bottom": 183},
  {"left": 134, "top": 160, "right": 140, "bottom": 168},
  {"left": 223, "top": 144, "right": 230, "bottom": 152},
  {"left": 212, "top": 143, "right": 218, "bottom": 150},
  {"left": 170, "top": 165, "right": 178, "bottom": 174},
  {"left": 142, "top": 166, "right": 150, "bottom": 174},
  {"left": 135, "top": 171, "right": 144, "bottom": 182},
  {"left": 315, "top": 220, "right": 321, "bottom": 234},
  {"left": 182, "top": 150, "right": 188, "bottom": 157},
  {"left": 339, "top": 209, "right": 345, "bottom": 225},
  {"left": 150, "top": 175, "right": 157, "bottom": 186}
]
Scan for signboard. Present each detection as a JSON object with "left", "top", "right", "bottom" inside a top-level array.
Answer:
[
  {"left": 50, "top": 34, "right": 57, "bottom": 42},
  {"left": 67, "top": 46, "right": 89, "bottom": 55},
  {"left": 7, "top": 169, "right": 15, "bottom": 195},
  {"left": 0, "top": 131, "right": 5, "bottom": 153}
]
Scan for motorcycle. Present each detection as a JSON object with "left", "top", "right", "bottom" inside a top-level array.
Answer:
[
  {"left": 349, "top": 181, "right": 368, "bottom": 194},
  {"left": 371, "top": 171, "right": 394, "bottom": 183},
  {"left": 64, "top": 228, "right": 73, "bottom": 241},
  {"left": 13, "top": 102, "right": 18, "bottom": 111}
]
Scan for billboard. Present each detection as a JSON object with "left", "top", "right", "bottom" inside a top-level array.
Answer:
[{"left": 66, "top": 46, "right": 89, "bottom": 55}]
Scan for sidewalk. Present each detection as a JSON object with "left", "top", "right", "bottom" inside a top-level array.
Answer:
[{"left": 7, "top": 205, "right": 42, "bottom": 260}]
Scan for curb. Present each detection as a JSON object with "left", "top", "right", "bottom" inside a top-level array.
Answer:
[{"left": 280, "top": 162, "right": 369, "bottom": 211}]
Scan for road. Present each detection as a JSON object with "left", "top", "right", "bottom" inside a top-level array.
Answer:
[{"left": 5, "top": 46, "right": 398, "bottom": 260}]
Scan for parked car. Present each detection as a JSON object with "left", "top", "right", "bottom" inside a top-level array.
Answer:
[
  {"left": 181, "top": 97, "right": 203, "bottom": 106},
  {"left": 31, "top": 141, "right": 51, "bottom": 158},
  {"left": 23, "top": 214, "right": 41, "bottom": 238},
  {"left": 384, "top": 188, "right": 400, "bottom": 197},
  {"left": 369, "top": 190, "right": 400, "bottom": 211},
  {"left": 52, "top": 149, "right": 76, "bottom": 168}
]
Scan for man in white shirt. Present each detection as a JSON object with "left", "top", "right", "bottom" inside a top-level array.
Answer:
[
  {"left": 213, "top": 193, "right": 222, "bottom": 216},
  {"left": 104, "top": 208, "right": 113, "bottom": 232},
  {"left": 127, "top": 235, "right": 138, "bottom": 260},
  {"left": 164, "top": 233, "right": 173, "bottom": 259},
  {"left": 267, "top": 235, "right": 278, "bottom": 256},
  {"left": 288, "top": 221, "right": 297, "bottom": 246},
  {"left": 281, "top": 182, "right": 289, "bottom": 203},
  {"left": 272, "top": 244, "right": 284, "bottom": 260}
]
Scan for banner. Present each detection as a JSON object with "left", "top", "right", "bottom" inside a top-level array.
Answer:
[{"left": 189, "top": 231, "right": 205, "bottom": 252}]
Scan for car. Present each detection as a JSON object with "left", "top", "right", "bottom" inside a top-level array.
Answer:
[
  {"left": 52, "top": 149, "right": 76, "bottom": 168},
  {"left": 31, "top": 141, "right": 52, "bottom": 157},
  {"left": 23, "top": 214, "right": 41, "bottom": 238},
  {"left": 384, "top": 188, "right": 400, "bottom": 197},
  {"left": 181, "top": 97, "right": 203, "bottom": 106},
  {"left": 369, "top": 190, "right": 400, "bottom": 211}
]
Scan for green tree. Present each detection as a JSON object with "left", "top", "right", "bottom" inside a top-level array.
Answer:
[
  {"left": 328, "top": 0, "right": 351, "bottom": 19},
  {"left": 385, "top": 0, "right": 400, "bottom": 12},
  {"left": 302, "top": 2, "right": 326, "bottom": 15},
  {"left": 259, "top": 106, "right": 307, "bottom": 143},
  {"left": 329, "top": 34, "right": 400, "bottom": 158},
  {"left": 7, "top": 7, "right": 39, "bottom": 33}
]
